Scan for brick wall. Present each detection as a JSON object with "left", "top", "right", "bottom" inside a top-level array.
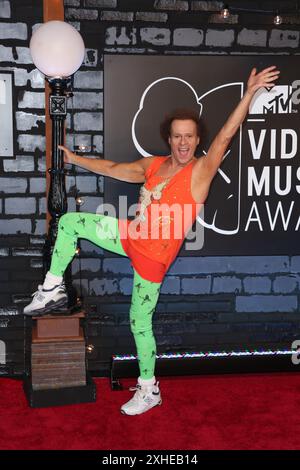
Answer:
[{"left": 1, "top": 1, "right": 300, "bottom": 371}]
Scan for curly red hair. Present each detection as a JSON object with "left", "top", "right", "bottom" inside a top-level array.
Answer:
[{"left": 160, "top": 108, "right": 203, "bottom": 148}]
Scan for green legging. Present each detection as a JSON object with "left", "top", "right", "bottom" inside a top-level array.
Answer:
[{"left": 50, "top": 212, "right": 162, "bottom": 380}]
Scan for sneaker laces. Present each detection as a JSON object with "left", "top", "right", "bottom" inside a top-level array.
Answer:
[
  {"left": 129, "top": 381, "right": 159, "bottom": 397},
  {"left": 31, "top": 284, "right": 43, "bottom": 297},
  {"left": 127, "top": 384, "right": 147, "bottom": 402}
]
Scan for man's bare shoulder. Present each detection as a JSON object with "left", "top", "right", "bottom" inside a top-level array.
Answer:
[{"left": 138, "top": 155, "right": 161, "bottom": 171}]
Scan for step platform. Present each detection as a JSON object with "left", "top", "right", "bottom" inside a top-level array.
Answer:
[{"left": 23, "top": 308, "right": 96, "bottom": 408}]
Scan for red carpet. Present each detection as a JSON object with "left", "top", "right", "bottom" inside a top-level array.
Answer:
[{"left": 1, "top": 373, "right": 300, "bottom": 450}]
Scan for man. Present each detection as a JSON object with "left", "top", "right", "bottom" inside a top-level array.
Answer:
[{"left": 23, "top": 66, "right": 280, "bottom": 415}]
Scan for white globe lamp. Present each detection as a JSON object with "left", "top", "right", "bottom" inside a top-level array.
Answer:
[{"left": 29, "top": 20, "right": 85, "bottom": 78}]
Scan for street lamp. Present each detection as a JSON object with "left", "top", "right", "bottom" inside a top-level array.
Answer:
[{"left": 30, "top": 21, "right": 85, "bottom": 309}]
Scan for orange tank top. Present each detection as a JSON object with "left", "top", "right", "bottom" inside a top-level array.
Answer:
[{"left": 119, "top": 156, "right": 203, "bottom": 282}]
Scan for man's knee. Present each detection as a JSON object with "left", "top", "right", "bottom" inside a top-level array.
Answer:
[{"left": 58, "top": 212, "right": 75, "bottom": 229}]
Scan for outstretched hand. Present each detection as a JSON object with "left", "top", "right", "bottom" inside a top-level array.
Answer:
[
  {"left": 246, "top": 65, "right": 280, "bottom": 95},
  {"left": 58, "top": 145, "right": 74, "bottom": 164}
]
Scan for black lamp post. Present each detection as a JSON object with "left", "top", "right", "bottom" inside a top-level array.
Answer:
[
  {"left": 42, "top": 77, "right": 77, "bottom": 308},
  {"left": 45, "top": 78, "right": 68, "bottom": 256}
]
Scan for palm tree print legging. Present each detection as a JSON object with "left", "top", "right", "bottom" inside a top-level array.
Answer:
[{"left": 50, "top": 212, "right": 162, "bottom": 380}]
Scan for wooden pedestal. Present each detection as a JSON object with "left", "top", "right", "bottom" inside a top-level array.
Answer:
[
  {"left": 24, "top": 310, "right": 96, "bottom": 407},
  {"left": 35, "top": 311, "right": 84, "bottom": 339}
]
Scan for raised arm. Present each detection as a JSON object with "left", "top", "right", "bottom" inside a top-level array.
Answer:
[
  {"left": 58, "top": 145, "right": 155, "bottom": 183},
  {"left": 195, "top": 65, "right": 280, "bottom": 181}
]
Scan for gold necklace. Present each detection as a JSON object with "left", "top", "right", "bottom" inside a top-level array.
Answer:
[{"left": 135, "top": 177, "right": 170, "bottom": 222}]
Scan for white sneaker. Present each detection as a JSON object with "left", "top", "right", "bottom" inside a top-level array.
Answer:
[
  {"left": 23, "top": 284, "right": 68, "bottom": 315},
  {"left": 120, "top": 380, "right": 162, "bottom": 416}
]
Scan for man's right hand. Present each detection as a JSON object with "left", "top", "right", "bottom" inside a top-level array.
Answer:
[{"left": 58, "top": 145, "right": 75, "bottom": 165}]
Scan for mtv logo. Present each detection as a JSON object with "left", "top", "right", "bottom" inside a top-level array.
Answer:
[{"left": 250, "top": 86, "right": 292, "bottom": 114}]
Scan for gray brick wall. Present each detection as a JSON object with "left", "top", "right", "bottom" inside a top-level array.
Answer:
[
  {"left": 1, "top": 0, "right": 300, "bottom": 359},
  {"left": 0, "top": 1, "right": 11, "bottom": 18},
  {"left": 154, "top": 1, "right": 188, "bottom": 11},
  {"left": 173, "top": 28, "right": 204, "bottom": 47},
  {"left": 237, "top": 29, "right": 267, "bottom": 47}
]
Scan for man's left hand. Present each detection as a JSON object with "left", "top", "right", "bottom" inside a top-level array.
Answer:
[{"left": 246, "top": 65, "right": 280, "bottom": 95}]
